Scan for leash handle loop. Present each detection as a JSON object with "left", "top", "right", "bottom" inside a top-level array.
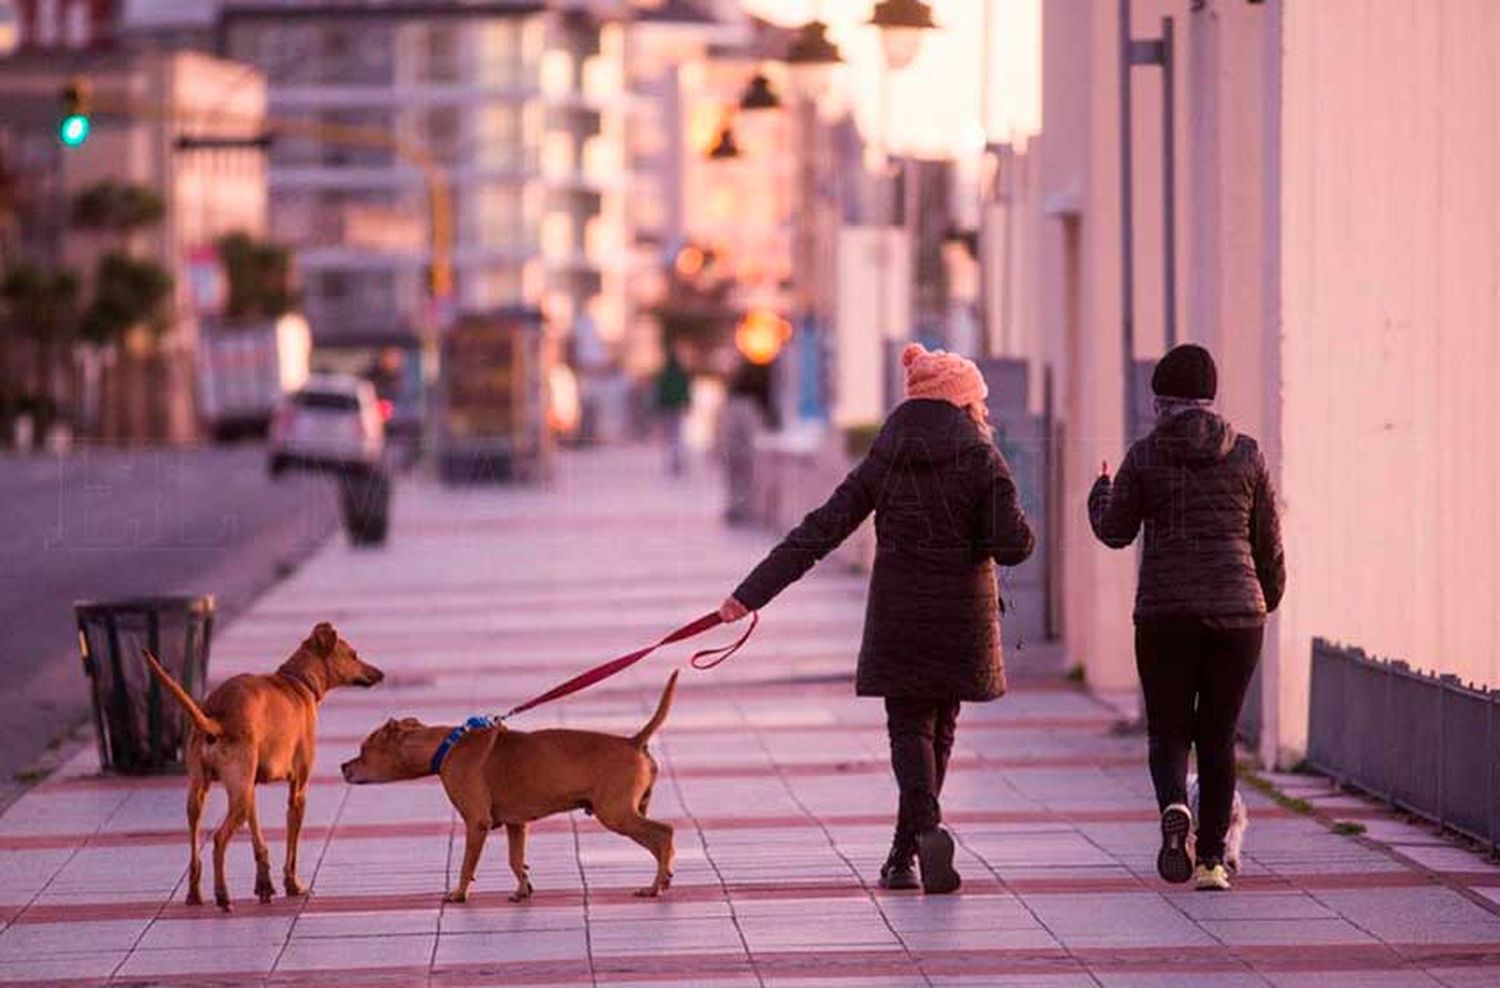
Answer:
[
  {"left": 498, "top": 609, "right": 758, "bottom": 721},
  {"left": 689, "top": 610, "right": 758, "bottom": 670}
]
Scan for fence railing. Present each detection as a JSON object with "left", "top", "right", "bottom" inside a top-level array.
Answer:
[{"left": 1306, "top": 638, "right": 1500, "bottom": 855}]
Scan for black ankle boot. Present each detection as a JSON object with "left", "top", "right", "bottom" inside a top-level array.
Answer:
[
  {"left": 916, "top": 826, "right": 961, "bottom": 894},
  {"left": 878, "top": 839, "right": 919, "bottom": 890}
]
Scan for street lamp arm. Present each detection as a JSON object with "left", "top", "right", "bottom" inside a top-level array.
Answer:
[{"left": 77, "top": 88, "right": 454, "bottom": 301}]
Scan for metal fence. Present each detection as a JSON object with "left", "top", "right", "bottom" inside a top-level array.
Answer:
[{"left": 1306, "top": 638, "right": 1500, "bottom": 855}]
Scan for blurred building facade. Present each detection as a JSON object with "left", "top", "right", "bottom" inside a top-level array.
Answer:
[
  {"left": 220, "top": 2, "right": 551, "bottom": 352},
  {"left": 0, "top": 45, "right": 267, "bottom": 442},
  {"left": 1015, "top": 0, "right": 1500, "bottom": 766}
]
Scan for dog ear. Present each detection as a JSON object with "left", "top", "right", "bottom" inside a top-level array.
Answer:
[
  {"left": 310, "top": 622, "right": 338, "bottom": 656},
  {"left": 397, "top": 717, "right": 422, "bottom": 728}
]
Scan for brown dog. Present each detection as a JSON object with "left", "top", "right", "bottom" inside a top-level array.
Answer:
[
  {"left": 341, "top": 671, "right": 678, "bottom": 904},
  {"left": 143, "top": 622, "right": 384, "bottom": 911}
]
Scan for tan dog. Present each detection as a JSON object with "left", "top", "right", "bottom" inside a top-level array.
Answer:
[
  {"left": 143, "top": 622, "right": 384, "bottom": 911},
  {"left": 341, "top": 672, "right": 678, "bottom": 904}
]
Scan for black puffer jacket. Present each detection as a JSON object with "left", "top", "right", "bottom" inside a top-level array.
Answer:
[
  {"left": 1088, "top": 409, "right": 1285, "bottom": 623},
  {"left": 734, "top": 399, "right": 1035, "bottom": 701}
]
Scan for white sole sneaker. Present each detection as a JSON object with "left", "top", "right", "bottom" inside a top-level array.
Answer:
[
  {"left": 1157, "top": 804, "right": 1194, "bottom": 884},
  {"left": 1194, "top": 863, "right": 1232, "bottom": 891}
]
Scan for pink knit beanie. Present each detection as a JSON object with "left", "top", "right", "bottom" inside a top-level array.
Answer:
[{"left": 901, "top": 343, "right": 988, "bottom": 408}]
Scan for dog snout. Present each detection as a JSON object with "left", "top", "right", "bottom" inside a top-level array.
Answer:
[
  {"left": 357, "top": 666, "right": 385, "bottom": 687},
  {"left": 340, "top": 760, "right": 362, "bottom": 784}
]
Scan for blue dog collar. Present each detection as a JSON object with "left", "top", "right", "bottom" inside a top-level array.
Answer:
[{"left": 429, "top": 716, "right": 495, "bottom": 774}]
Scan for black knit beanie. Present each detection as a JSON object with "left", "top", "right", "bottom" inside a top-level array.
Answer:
[{"left": 1151, "top": 344, "right": 1217, "bottom": 401}]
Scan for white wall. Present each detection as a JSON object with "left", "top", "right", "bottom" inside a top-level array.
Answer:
[{"left": 1273, "top": 0, "right": 1500, "bottom": 760}]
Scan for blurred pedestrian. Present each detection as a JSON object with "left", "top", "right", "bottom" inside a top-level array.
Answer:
[
  {"left": 1088, "top": 343, "right": 1286, "bottom": 892},
  {"left": 654, "top": 346, "right": 692, "bottom": 476},
  {"left": 718, "top": 343, "right": 1035, "bottom": 894},
  {"left": 721, "top": 359, "right": 774, "bottom": 525}
]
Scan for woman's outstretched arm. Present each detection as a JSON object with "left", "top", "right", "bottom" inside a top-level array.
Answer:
[{"left": 728, "top": 454, "right": 882, "bottom": 612}]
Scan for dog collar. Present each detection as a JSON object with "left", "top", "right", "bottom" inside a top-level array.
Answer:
[{"left": 429, "top": 716, "right": 495, "bottom": 774}]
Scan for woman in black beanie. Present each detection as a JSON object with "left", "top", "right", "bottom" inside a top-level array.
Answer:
[{"left": 1088, "top": 343, "right": 1285, "bottom": 891}]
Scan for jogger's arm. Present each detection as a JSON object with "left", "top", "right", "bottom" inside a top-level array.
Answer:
[
  {"left": 1089, "top": 446, "right": 1144, "bottom": 548},
  {"left": 1249, "top": 448, "right": 1286, "bottom": 613}
]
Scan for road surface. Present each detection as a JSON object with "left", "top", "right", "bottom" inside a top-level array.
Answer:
[{"left": 0, "top": 444, "right": 339, "bottom": 789}]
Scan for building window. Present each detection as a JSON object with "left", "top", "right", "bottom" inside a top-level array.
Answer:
[
  {"left": 425, "top": 24, "right": 462, "bottom": 83},
  {"left": 425, "top": 106, "right": 462, "bottom": 163}
]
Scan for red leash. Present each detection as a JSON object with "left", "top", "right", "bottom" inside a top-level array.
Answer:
[{"left": 497, "top": 610, "right": 759, "bottom": 721}]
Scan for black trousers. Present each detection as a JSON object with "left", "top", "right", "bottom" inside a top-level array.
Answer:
[
  {"left": 1135, "top": 619, "right": 1263, "bottom": 863},
  {"left": 885, "top": 697, "right": 961, "bottom": 853}
]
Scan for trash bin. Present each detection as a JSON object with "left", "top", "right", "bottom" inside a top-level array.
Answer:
[
  {"left": 74, "top": 595, "right": 215, "bottom": 775},
  {"left": 338, "top": 465, "right": 391, "bottom": 546}
]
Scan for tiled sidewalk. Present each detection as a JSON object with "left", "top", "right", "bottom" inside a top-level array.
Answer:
[{"left": 3, "top": 446, "right": 1500, "bottom": 987}]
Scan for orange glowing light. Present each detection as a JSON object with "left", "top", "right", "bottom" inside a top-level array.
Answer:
[
  {"left": 735, "top": 309, "right": 793, "bottom": 365},
  {"left": 675, "top": 245, "right": 706, "bottom": 279}
]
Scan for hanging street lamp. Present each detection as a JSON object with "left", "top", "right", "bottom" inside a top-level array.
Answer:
[
  {"left": 738, "top": 73, "right": 782, "bottom": 113},
  {"left": 868, "top": 0, "right": 938, "bottom": 71},
  {"left": 708, "top": 122, "right": 741, "bottom": 160},
  {"left": 782, "top": 19, "right": 844, "bottom": 100}
]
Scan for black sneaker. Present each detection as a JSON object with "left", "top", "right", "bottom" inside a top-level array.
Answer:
[
  {"left": 878, "top": 855, "right": 919, "bottom": 890},
  {"left": 1157, "top": 803, "right": 1194, "bottom": 884},
  {"left": 915, "top": 827, "right": 962, "bottom": 894}
]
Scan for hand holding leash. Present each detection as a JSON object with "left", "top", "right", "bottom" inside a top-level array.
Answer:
[{"left": 718, "top": 595, "right": 750, "bottom": 623}]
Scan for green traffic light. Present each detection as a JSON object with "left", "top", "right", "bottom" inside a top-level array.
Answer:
[{"left": 59, "top": 114, "right": 90, "bottom": 147}]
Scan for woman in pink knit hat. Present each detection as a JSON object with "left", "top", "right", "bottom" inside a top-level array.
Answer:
[{"left": 719, "top": 343, "right": 1035, "bottom": 894}]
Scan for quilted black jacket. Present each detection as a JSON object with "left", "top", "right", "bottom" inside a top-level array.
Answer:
[
  {"left": 1088, "top": 409, "right": 1285, "bottom": 623},
  {"left": 734, "top": 399, "right": 1035, "bottom": 701}
]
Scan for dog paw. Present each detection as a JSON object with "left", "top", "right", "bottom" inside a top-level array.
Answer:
[
  {"left": 284, "top": 878, "right": 307, "bottom": 897},
  {"left": 442, "top": 889, "right": 468, "bottom": 904},
  {"left": 632, "top": 886, "right": 663, "bottom": 898},
  {"left": 185, "top": 889, "right": 203, "bottom": 906},
  {"left": 215, "top": 895, "right": 232, "bottom": 913},
  {"left": 508, "top": 881, "right": 534, "bottom": 903}
]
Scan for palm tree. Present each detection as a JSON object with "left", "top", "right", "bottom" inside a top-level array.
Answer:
[
  {"left": 68, "top": 181, "right": 171, "bottom": 441},
  {"left": 1, "top": 264, "right": 80, "bottom": 440},
  {"left": 70, "top": 181, "right": 165, "bottom": 240}
]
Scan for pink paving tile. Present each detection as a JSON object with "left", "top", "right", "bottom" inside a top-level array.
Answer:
[
  {"left": 138, "top": 914, "right": 295, "bottom": 948},
  {"left": 274, "top": 933, "right": 436, "bottom": 972},
  {"left": 292, "top": 908, "right": 440, "bottom": 938},
  {"left": 588, "top": 916, "right": 746, "bottom": 956},
  {"left": 0, "top": 951, "right": 122, "bottom": 983},
  {"left": 0, "top": 916, "right": 149, "bottom": 957},
  {"left": 116, "top": 943, "right": 283, "bottom": 978},
  {"left": 1198, "top": 917, "right": 1380, "bottom": 946},
  {"left": 901, "top": 927, "right": 1061, "bottom": 952},
  {"left": 433, "top": 928, "right": 588, "bottom": 964}
]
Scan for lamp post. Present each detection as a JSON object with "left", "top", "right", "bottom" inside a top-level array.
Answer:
[
  {"left": 779, "top": 16, "right": 844, "bottom": 422},
  {"left": 869, "top": 0, "right": 937, "bottom": 408}
]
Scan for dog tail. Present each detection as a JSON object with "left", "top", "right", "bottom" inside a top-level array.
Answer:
[
  {"left": 630, "top": 671, "right": 679, "bottom": 748},
  {"left": 141, "top": 648, "right": 222, "bottom": 738}
]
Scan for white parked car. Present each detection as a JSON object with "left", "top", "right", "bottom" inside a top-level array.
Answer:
[{"left": 268, "top": 374, "right": 386, "bottom": 477}]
